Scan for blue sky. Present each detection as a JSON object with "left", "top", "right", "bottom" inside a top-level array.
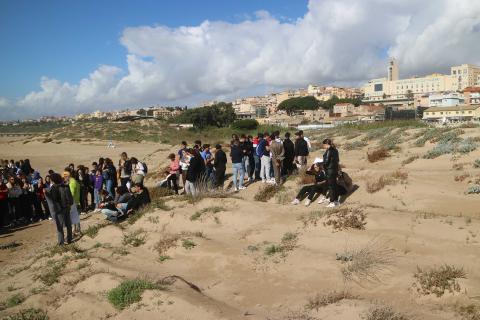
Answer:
[
  {"left": 1, "top": 0, "right": 479, "bottom": 120},
  {"left": 0, "top": 0, "right": 308, "bottom": 99}
]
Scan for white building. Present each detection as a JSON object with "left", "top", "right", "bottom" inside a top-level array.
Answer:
[
  {"left": 363, "top": 59, "right": 480, "bottom": 103},
  {"left": 428, "top": 92, "right": 465, "bottom": 107}
]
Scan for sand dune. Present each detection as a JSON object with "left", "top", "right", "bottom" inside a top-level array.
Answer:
[{"left": 1, "top": 127, "right": 480, "bottom": 319}]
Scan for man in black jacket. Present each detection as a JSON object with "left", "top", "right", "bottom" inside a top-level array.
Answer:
[
  {"left": 294, "top": 132, "right": 309, "bottom": 169},
  {"left": 213, "top": 144, "right": 227, "bottom": 188},
  {"left": 282, "top": 132, "right": 295, "bottom": 175},
  {"left": 46, "top": 173, "right": 73, "bottom": 245},
  {"left": 185, "top": 148, "right": 204, "bottom": 196},
  {"left": 125, "top": 183, "right": 151, "bottom": 214}
]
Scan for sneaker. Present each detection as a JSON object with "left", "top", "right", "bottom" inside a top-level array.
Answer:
[
  {"left": 326, "top": 201, "right": 340, "bottom": 208},
  {"left": 304, "top": 199, "right": 311, "bottom": 207},
  {"left": 238, "top": 186, "right": 246, "bottom": 190},
  {"left": 317, "top": 195, "right": 327, "bottom": 204},
  {"left": 291, "top": 199, "right": 300, "bottom": 205},
  {"left": 234, "top": 187, "right": 239, "bottom": 192},
  {"left": 262, "top": 179, "right": 266, "bottom": 183}
]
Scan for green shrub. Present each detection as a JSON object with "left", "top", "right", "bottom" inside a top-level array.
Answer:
[
  {"left": 467, "top": 185, "right": 480, "bottom": 194},
  {"left": 122, "top": 229, "right": 147, "bottom": 247},
  {"left": 457, "top": 138, "right": 478, "bottom": 154},
  {"left": 474, "top": 160, "right": 480, "bottom": 168},
  {"left": 1, "top": 308, "right": 49, "bottom": 320},
  {"left": 343, "top": 140, "right": 367, "bottom": 151},
  {"left": 231, "top": 119, "right": 259, "bottom": 130},
  {"left": 423, "top": 142, "right": 455, "bottom": 159},
  {"left": 107, "top": 279, "right": 158, "bottom": 310},
  {"left": 182, "top": 239, "right": 196, "bottom": 250},
  {"left": 362, "top": 305, "right": 410, "bottom": 320}
]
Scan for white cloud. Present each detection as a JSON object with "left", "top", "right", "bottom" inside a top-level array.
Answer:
[{"left": 2, "top": 0, "right": 480, "bottom": 120}]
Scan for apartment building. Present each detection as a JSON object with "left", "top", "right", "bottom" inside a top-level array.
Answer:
[
  {"left": 423, "top": 105, "right": 480, "bottom": 122},
  {"left": 363, "top": 59, "right": 480, "bottom": 102}
]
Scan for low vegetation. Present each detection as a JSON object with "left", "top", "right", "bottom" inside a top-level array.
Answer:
[
  {"left": 107, "top": 279, "right": 159, "bottom": 310},
  {"left": 323, "top": 207, "right": 367, "bottom": 231},
  {"left": 342, "top": 140, "right": 367, "bottom": 151},
  {"left": 467, "top": 185, "right": 480, "bottom": 194},
  {"left": 254, "top": 184, "right": 283, "bottom": 202},
  {"left": 34, "top": 258, "right": 68, "bottom": 286},
  {"left": 122, "top": 229, "right": 147, "bottom": 247},
  {"left": 0, "top": 293, "right": 25, "bottom": 310},
  {"left": 366, "top": 170, "right": 408, "bottom": 193},
  {"left": 413, "top": 264, "right": 466, "bottom": 297},
  {"left": 455, "top": 304, "right": 480, "bottom": 320},
  {"left": 1, "top": 308, "right": 49, "bottom": 320},
  {"left": 305, "top": 291, "right": 354, "bottom": 311},
  {"left": 263, "top": 232, "right": 298, "bottom": 258},
  {"left": 401, "top": 155, "right": 419, "bottom": 166},
  {"left": 190, "top": 206, "right": 223, "bottom": 221},
  {"left": 367, "top": 148, "right": 390, "bottom": 163},
  {"left": 362, "top": 305, "right": 410, "bottom": 320},
  {"left": 84, "top": 222, "right": 110, "bottom": 238}
]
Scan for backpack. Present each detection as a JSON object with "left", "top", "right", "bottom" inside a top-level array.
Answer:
[
  {"left": 337, "top": 171, "right": 353, "bottom": 193},
  {"left": 59, "top": 185, "right": 74, "bottom": 209}
]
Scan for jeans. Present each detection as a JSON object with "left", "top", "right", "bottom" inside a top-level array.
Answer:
[
  {"left": 53, "top": 208, "right": 72, "bottom": 245},
  {"left": 94, "top": 189, "right": 101, "bottom": 208},
  {"left": 260, "top": 155, "right": 271, "bottom": 181},
  {"left": 242, "top": 156, "right": 250, "bottom": 180},
  {"left": 184, "top": 180, "right": 197, "bottom": 197},
  {"left": 232, "top": 162, "right": 245, "bottom": 189},
  {"left": 253, "top": 155, "right": 261, "bottom": 180},
  {"left": 102, "top": 208, "right": 120, "bottom": 222}
]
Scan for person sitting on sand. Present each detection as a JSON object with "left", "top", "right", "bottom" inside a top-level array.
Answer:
[
  {"left": 100, "top": 187, "right": 131, "bottom": 222},
  {"left": 122, "top": 183, "right": 151, "bottom": 215},
  {"left": 291, "top": 158, "right": 328, "bottom": 207}
]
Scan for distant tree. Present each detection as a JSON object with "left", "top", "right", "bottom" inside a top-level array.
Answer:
[
  {"left": 231, "top": 119, "right": 259, "bottom": 130},
  {"left": 136, "top": 108, "right": 146, "bottom": 116},
  {"left": 277, "top": 96, "right": 319, "bottom": 115},
  {"left": 170, "top": 102, "right": 236, "bottom": 129},
  {"left": 406, "top": 90, "right": 414, "bottom": 100}
]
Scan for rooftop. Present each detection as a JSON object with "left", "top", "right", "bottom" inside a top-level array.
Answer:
[{"left": 425, "top": 105, "right": 480, "bottom": 112}]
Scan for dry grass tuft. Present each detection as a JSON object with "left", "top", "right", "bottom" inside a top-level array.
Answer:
[
  {"left": 366, "top": 170, "right": 408, "bottom": 193},
  {"left": 339, "top": 237, "right": 396, "bottom": 284},
  {"left": 401, "top": 155, "right": 419, "bottom": 166},
  {"left": 324, "top": 207, "right": 367, "bottom": 231},
  {"left": 412, "top": 264, "right": 466, "bottom": 297},
  {"left": 122, "top": 229, "right": 147, "bottom": 247},
  {"left": 367, "top": 148, "right": 390, "bottom": 163},
  {"left": 455, "top": 173, "right": 470, "bottom": 182},
  {"left": 455, "top": 303, "right": 480, "bottom": 320},
  {"left": 254, "top": 184, "right": 283, "bottom": 202},
  {"left": 361, "top": 305, "right": 411, "bottom": 320}
]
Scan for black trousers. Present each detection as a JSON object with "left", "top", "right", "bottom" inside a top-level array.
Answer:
[
  {"left": 0, "top": 199, "right": 9, "bottom": 227},
  {"left": 54, "top": 208, "right": 72, "bottom": 245},
  {"left": 296, "top": 184, "right": 327, "bottom": 201},
  {"left": 326, "top": 171, "right": 338, "bottom": 202},
  {"left": 167, "top": 174, "right": 179, "bottom": 194},
  {"left": 214, "top": 167, "right": 226, "bottom": 188},
  {"left": 120, "top": 177, "right": 130, "bottom": 188}
]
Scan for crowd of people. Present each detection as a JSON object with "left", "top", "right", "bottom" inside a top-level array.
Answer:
[
  {"left": 0, "top": 153, "right": 151, "bottom": 245},
  {"left": 161, "top": 130, "right": 344, "bottom": 208},
  {"left": 1, "top": 129, "right": 347, "bottom": 246}
]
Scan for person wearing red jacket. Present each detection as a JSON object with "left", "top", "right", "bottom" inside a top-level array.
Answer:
[{"left": 166, "top": 153, "right": 180, "bottom": 194}]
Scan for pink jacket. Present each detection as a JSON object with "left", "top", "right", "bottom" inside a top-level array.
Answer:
[{"left": 169, "top": 159, "right": 180, "bottom": 175}]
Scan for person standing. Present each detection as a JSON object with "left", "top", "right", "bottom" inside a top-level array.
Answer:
[
  {"left": 130, "top": 158, "right": 146, "bottom": 185},
  {"left": 64, "top": 170, "right": 81, "bottom": 234},
  {"left": 166, "top": 153, "right": 180, "bottom": 194},
  {"left": 322, "top": 138, "right": 340, "bottom": 208},
  {"left": 230, "top": 139, "right": 245, "bottom": 191},
  {"left": 46, "top": 173, "right": 73, "bottom": 245},
  {"left": 282, "top": 132, "right": 295, "bottom": 176},
  {"left": 252, "top": 134, "right": 261, "bottom": 181},
  {"left": 0, "top": 179, "right": 9, "bottom": 227},
  {"left": 259, "top": 135, "right": 271, "bottom": 183},
  {"left": 92, "top": 169, "right": 103, "bottom": 210},
  {"left": 213, "top": 144, "right": 227, "bottom": 188},
  {"left": 184, "top": 149, "right": 203, "bottom": 196},
  {"left": 103, "top": 158, "right": 117, "bottom": 198},
  {"left": 294, "top": 131, "right": 309, "bottom": 169},
  {"left": 178, "top": 141, "right": 188, "bottom": 188},
  {"left": 270, "top": 131, "right": 284, "bottom": 185},
  {"left": 118, "top": 152, "right": 132, "bottom": 188}
]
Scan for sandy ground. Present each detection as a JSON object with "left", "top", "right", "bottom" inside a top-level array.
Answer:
[{"left": 1, "top": 129, "right": 480, "bottom": 319}]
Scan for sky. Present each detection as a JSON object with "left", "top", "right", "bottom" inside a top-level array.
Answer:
[{"left": 0, "top": 0, "right": 480, "bottom": 120}]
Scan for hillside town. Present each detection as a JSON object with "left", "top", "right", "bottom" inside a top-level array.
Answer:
[{"left": 2, "top": 59, "right": 480, "bottom": 127}]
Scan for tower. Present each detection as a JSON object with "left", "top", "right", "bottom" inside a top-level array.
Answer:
[{"left": 388, "top": 58, "right": 399, "bottom": 81}]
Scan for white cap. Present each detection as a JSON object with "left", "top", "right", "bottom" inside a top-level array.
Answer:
[{"left": 313, "top": 157, "right": 323, "bottom": 164}]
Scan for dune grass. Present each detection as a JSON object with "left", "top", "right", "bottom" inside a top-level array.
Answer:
[
  {"left": 107, "top": 279, "right": 159, "bottom": 310},
  {"left": 1, "top": 308, "right": 49, "bottom": 320},
  {"left": 413, "top": 264, "right": 466, "bottom": 297}
]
